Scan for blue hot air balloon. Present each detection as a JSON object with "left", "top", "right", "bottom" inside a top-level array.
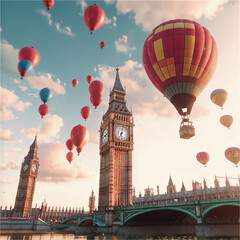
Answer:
[
  {"left": 18, "top": 60, "right": 34, "bottom": 78},
  {"left": 39, "top": 88, "right": 53, "bottom": 103}
]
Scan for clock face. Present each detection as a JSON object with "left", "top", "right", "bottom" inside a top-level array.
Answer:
[
  {"left": 115, "top": 126, "right": 128, "bottom": 141},
  {"left": 31, "top": 163, "right": 37, "bottom": 172},
  {"left": 101, "top": 128, "right": 108, "bottom": 144},
  {"left": 23, "top": 164, "right": 28, "bottom": 171}
]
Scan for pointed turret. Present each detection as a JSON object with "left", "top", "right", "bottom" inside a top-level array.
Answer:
[
  {"left": 203, "top": 178, "right": 208, "bottom": 190},
  {"left": 167, "top": 175, "right": 176, "bottom": 194},
  {"left": 214, "top": 176, "right": 220, "bottom": 189},
  {"left": 225, "top": 175, "right": 231, "bottom": 188},
  {"left": 181, "top": 182, "right": 186, "bottom": 193},
  {"left": 27, "top": 135, "right": 38, "bottom": 158},
  {"left": 112, "top": 64, "right": 125, "bottom": 92}
]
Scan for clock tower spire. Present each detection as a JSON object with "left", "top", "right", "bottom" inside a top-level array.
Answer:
[
  {"left": 13, "top": 135, "right": 40, "bottom": 217},
  {"left": 98, "top": 65, "right": 134, "bottom": 210}
]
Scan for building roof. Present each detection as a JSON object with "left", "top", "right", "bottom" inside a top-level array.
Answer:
[{"left": 112, "top": 65, "right": 125, "bottom": 92}]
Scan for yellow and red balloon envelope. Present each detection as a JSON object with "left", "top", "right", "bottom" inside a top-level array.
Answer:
[
  {"left": 220, "top": 115, "right": 233, "bottom": 129},
  {"left": 211, "top": 89, "right": 228, "bottom": 108},
  {"left": 225, "top": 147, "right": 240, "bottom": 167},
  {"left": 196, "top": 152, "right": 209, "bottom": 166}
]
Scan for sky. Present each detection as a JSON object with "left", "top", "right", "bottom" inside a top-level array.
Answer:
[{"left": 0, "top": 0, "right": 239, "bottom": 210}]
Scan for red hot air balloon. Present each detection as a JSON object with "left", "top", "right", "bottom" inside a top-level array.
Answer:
[
  {"left": 66, "top": 139, "right": 74, "bottom": 151},
  {"left": 70, "top": 125, "right": 89, "bottom": 155},
  {"left": 100, "top": 41, "right": 105, "bottom": 49},
  {"left": 89, "top": 80, "right": 104, "bottom": 95},
  {"left": 19, "top": 47, "right": 41, "bottom": 68},
  {"left": 84, "top": 4, "right": 106, "bottom": 34},
  {"left": 38, "top": 104, "right": 49, "bottom": 118},
  {"left": 76, "top": 147, "right": 83, "bottom": 155},
  {"left": 90, "top": 92, "right": 103, "bottom": 109},
  {"left": 81, "top": 106, "right": 91, "bottom": 121},
  {"left": 142, "top": 19, "right": 218, "bottom": 139},
  {"left": 43, "top": 0, "right": 55, "bottom": 11},
  {"left": 86, "top": 75, "right": 93, "bottom": 84},
  {"left": 196, "top": 152, "right": 210, "bottom": 167},
  {"left": 225, "top": 147, "right": 240, "bottom": 167},
  {"left": 66, "top": 151, "right": 74, "bottom": 164},
  {"left": 72, "top": 79, "right": 78, "bottom": 87},
  {"left": 220, "top": 115, "right": 233, "bottom": 129}
]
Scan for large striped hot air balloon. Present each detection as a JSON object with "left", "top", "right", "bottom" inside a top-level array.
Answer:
[{"left": 143, "top": 19, "right": 218, "bottom": 139}]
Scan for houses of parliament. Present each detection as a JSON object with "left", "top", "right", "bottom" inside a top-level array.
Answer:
[{"left": 1, "top": 66, "right": 239, "bottom": 222}]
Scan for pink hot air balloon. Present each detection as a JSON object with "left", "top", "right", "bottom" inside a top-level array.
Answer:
[
  {"left": 100, "top": 41, "right": 105, "bottom": 49},
  {"left": 66, "top": 139, "right": 74, "bottom": 151},
  {"left": 19, "top": 46, "right": 41, "bottom": 68},
  {"left": 90, "top": 92, "right": 103, "bottom": 109},
  {"left": 89, "top": 80, "right": 104, "bottom": 95},
  {"left": 81, "top": 106, "right": 91, "bottom": 121},
  {"left": 86, "top": 75, "right": 93, "bottom": 84},
  {"left": 70, "top": 125, "right": 89, "bottom": 155},
  {"left": 38, "top": 104, "right": 49, "bottom": 118},
  {"left": 66, "top": 151, "right": 74, "bottom": 164},
  {"left": 196, "top": 152, "right": 210, "bottom": 167},
  {"left": 72, "top": 79, "right": 78, "bottom": 87},
  {"left": 76, "top": 147, "right": 83, "bottom": 155}
]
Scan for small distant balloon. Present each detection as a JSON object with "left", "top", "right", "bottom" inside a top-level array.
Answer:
[
  {"left": 86, "top": 75, "right": 93, "bottom": 84},
  {"left": 100, "top": 41, "right": 105, "bottom": 49},
  {"left": 84, "top": 4, "right": 106, "bottom": 34},
  {"left": 196, "top": 152, "right": 209, "bottom": 167},
  {"left": 38, "top": 104, "right": 49, "bottom": 118},
  {"left": 76, "top": 147, "right": 83, "bottom": 155},
  {"left": 225, "top": 147, "right": 240, "bottom": 167},
  {"left": 210, "top": 89, "right": 228, "bottom": 109},
  {"left": 220, "top": 115, "right": 233, "bottom": 129},
  {"left": 72, "top": 79, "right": 78, "bottom": 87},
  {"left": 39, "top": 88, "right": 53, "bottom": 104},
  {"left": 43, "top": 0, "right": 55, "bottom": 11},
  {"left": 66, "top": 139, "right": 74, "bottom": 151},
  {"left": 81, "top": 106, "right": 91, "bottom": 121},
  {"left": 66, "top": 151, "right": 74, "bottom": 164}
]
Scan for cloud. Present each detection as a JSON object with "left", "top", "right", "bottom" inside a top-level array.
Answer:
[
  {"left": 8, "top": 161, "right": 19, "bottom": 169},
  {"left": 12, "top": 148, "right": 23, "bottom": 153},
  {"left": 0, "top": 163, "right": 8, "bottom": 170},
  {"left": 19, "top": 86, "right": 28, "bottom": 92},
  {"left": 38, "top": 142, "right": 92, "bottom": 183},
  {"left": 115, "top": 36, "right": 136, "bottom": 54},
  {"left": 104, "top": 0, "right": 115, "bottom": 4},
  {"left": 0, "top": 129, "right": 14, "bottom": 141},
  {"left": 39, "top": 9, "right": 52, "bottom": 26},
  {"left": 0, "top": 87, "right": 32, "bottom": 120},
  {"left": 26, "top": 73, "right": 65, "bottom": 95},
  {"left": 26, "top": 114, "right": 63, "bottom": 143},
  {"left": 0, "top": 178, "right": 13, "bottom": 184},
  {"left": 116, "top": 0, "right": 228, "bottom": 31},
  {"left": 0, "top": 41, "right": 19, "bottom": 76},
  {"left": 77, "top": 0, "right": 87, "bottom": 16},
  {"left": 89, "top": 131, "right": 99, "bottom": 144},
  {"left": 54, "top": 23, "right": 75, "bottom": 36}
]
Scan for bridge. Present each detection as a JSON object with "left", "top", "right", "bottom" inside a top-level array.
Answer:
[{"left": 54, "top": 197, "right": 240, "bottom": 238}]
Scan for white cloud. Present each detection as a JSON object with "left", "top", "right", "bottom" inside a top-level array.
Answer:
[
  {"left": 54, "top": 23, "right": 75, "bottom": 37},
  {"left": 89, "top": 131, "right": 99, "bottom": 144},
  {"left": 0, "top": 129, "right": 14, "bottom": 141},
  {"left": 0, "top": 178, "right": 13, "bottom": 184},
  {"left": 26, "top": 114, "right": 63, "bottom": 143},
  {"left": 12, "top": 148, "right": 23, "bottom": 153},
  {"left": 105, "top": 16, "right": 112, "bottom": 25},
  {"left": 104, "top": 0, "right": 115, "bottom": 4},
  {"left": 19, "top": 86, "right": 28, "bottom": 92},
  {"left": 8, "top": 161, "right": 19, "bottom": 169},
  {"left": 0, "top": 163, "right": 8, "bottom": 170},
  {"left": 39, "top": 9, "right": 52, "bottom": 26},
  {"left": 0, "top": 87, "right": 32, "bottom": 120},
  {"left": 38, "top": 142, "right": 92, "bottom": 183},
  {"left": 28, "top": 93, "right": 38, "bottom": 98},
  {"left": 0, "top": 41, "right": 19, "bottom": 76},
  {"left": 116, "top": 0, "right": 228, "bottom": 31},
  {"left": 27, "top": 73, "right": 65, "bottom": 95},
  {"left": 77, "top": 0, "right": 87, "bottom": 16},
  {"left": 115, "top": 36, "right": 136, "bottom": 54}
]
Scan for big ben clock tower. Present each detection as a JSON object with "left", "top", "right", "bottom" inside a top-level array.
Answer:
[
  {"left": 98, "top": 65, "right": 134, "bottom": 210},
  {"left": 13, "top": 136, "right": 40, "bottom": 217}
]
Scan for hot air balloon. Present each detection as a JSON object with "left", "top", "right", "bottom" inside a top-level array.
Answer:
[
  {"left": 196, "top": 152, "right": 209, "bottom": 167},
  {"left": 18, "top": 60, "right": 34, "bottom": 79},
  {"left": 43, "top": 0, "right": 55, "bottom": 11},
  {"left": 100, "top": 41, "right": 105, "bottom": 49},
  {"left": 142, "top": 19, "right": 218, "bottom": 139},
  {"left": 19, "top": 47, "right": 40, "bottom": 68},
  {"left": 66, "top": 151, "right": 74, "bottom": 164},
  {"left": 81, "top": 106, "right": 91, "bottom": 121},
  {"left": 225, "top": 147, "right": 240, "bottom": 167},
  {"left": 86, "top": 75, "right": 93, "bottom": 84},
  {"left": 72, "top": 79, "right": 78, "bottom": 87},
  {"left": 66, "top": 139, "right": 74, "bottom": 151},
  {"left": 70, "top": 125, "right": 89, "bottom": 155},
  {"left": 89, "top": 80, "right": 104, "bottom": 95},
  {"left": 90, "top": 92, "right": 103, "bottom": 109},
  {"left": 220, "top": 115, "right": 233, "bottom": 129},
  {"left": 84, "top": 4, "right": 106, "bottom": 34},
  {"left": 38, "top": 104, "right": 49, "bottom": 118},
  {"left": 211, "top": 89, "right": 228, "bottom": 109},
  {"left": 39, "top": 88, "right": 53, "bottom": 104}
]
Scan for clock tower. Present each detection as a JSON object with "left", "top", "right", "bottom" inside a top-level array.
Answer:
[
  {"left": 13, "top": 136, "right": 40, "bottom": 217},
  {"left": 98, "top": 65, "right": 134, "bottom": 210}
]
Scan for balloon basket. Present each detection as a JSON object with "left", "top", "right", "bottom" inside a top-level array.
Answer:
[{"left": 179, "top": 121, "right": 195, "bottom": 139}]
